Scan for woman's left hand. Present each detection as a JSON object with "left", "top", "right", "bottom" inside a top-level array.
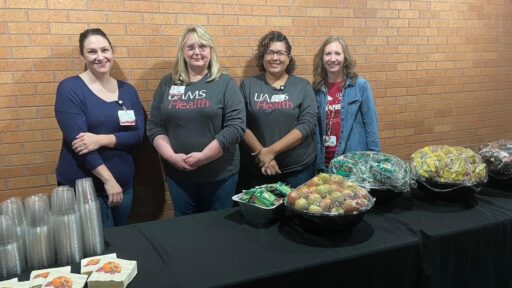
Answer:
[
  {"left": 261, "top": 160, "right": 281, "bottom": 176},
  {"left": 72, "top": 132, "right": 102, "bottom": 155},
  {"left": 253, "top": 147, "right": 276, "bottom": 168},
  {"left": 183, "top": 152, "right": 207, "bottom": 169}
]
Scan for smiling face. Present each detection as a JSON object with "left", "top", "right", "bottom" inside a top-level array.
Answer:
[
  {"left": 263, "top": 41, "right": 290, "bottom": 77},
  {"left": 323, "top": 41, "right": 345, "bottom": 79},
  {"left": 81, "top": 35, "right": 113, "bottom": 75},
  {"left": 183, "top": 32, "right": 210, "bottom": 74}
]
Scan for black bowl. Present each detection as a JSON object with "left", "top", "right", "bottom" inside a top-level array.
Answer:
[
  {"left": 368, "top": 188, "right": 402, "bottom": 205},
  {"left": 285, "top": 199, "right": 374, "bottom": 232},
  {"left": 418, "top": 179, "right": 483, "bottom": 193},
  {"left": 415, "top": 180, "right": 482, "bottom": 204}
]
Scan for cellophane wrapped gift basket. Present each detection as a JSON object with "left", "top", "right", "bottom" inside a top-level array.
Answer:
[
  {"left": 478, "top": 140, "right": 512, "bottom": 180},
  {"left": 330, "top": 151, "right": 415, "bottom": 203},
  {"left": 410, "top": 145, "right": 487, "bottom": 192}
]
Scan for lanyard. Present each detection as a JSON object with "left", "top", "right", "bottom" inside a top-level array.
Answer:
[
  {"left": 325, "top": 83, "right": 343, "bottom": 136},
  {"left": 117, "top": 100, "right": 127, "bottom": 111},
  {"left": 326, "top": 103, "right": 336, "bottom": 136}
]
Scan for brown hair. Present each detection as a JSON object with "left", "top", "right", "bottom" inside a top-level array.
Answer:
[
  {"left": 79, "top": 28, "right": 113, "bottom": 56},
  {"left": 79, "top": 28, "right": 113, "bottom": 71},
  {"left": 312, "top": 36, "right": 357, "bottom": 91}
]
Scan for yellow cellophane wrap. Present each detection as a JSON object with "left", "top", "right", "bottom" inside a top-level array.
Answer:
[{"left": 411, "top": 145, "right": 487, "bottom": 185}]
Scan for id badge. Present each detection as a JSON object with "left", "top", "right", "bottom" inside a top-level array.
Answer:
[
  {"left": 169, "top": 85, "right": 185, "bottom": 100},
  {"left": 323, "top": 135, "right": 337, "bottom": 147},
  {"left": 118, "top": 110, "right": 136, "bottom": 126}
]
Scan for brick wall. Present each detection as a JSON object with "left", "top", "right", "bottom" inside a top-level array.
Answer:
[{"left": 1, "top": 0, "right": 511, "bottom": 219}]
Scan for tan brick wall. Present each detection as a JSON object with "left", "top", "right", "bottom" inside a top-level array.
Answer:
[{"left": 1, "top": 0, "right": 512, "bottom": 220}]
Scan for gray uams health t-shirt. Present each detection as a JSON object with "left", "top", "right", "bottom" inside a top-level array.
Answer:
[
  {"left": 240, "top": 74, "right": 317, "bottom": 174},
  {"left": 147, "top": 73, "right": 245, "bottom": 183}
]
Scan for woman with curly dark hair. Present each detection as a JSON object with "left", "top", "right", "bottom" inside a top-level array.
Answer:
[{"left": 238, "top": 31, "right": 317, "bottom": 190}]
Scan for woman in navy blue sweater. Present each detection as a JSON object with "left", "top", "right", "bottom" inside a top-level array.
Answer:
[{"left": 54, "top": 28, "right": 144, "bottom": 227}]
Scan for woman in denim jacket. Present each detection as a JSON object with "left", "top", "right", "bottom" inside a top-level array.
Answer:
[{"left": 312, "top": 36, "right": 380, "bottom": 171}]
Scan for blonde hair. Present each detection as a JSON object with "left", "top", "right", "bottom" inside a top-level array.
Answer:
[
  {"left": 172, "top": 26, "right": 222, "bottom": 85},
  {"left": 312, "top": 36, "right": 358, "bottom": 91}
]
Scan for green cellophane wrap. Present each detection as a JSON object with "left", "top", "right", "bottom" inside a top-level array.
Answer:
[
  {"left": 238, "top": 182, "right": 292, "bottom": 208},
  {"left": 329, "top": 151, "right": 414, "bottom": 192},
  {"left": 411, "top": 145, "right": 487, "bottom": 186},
  {"left": 479, "top": 140, "right": 512, "bottom": 179}
]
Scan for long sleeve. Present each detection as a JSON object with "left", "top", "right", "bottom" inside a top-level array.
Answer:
[
  {"left": 147, "top": 75, "right": 171, "bottom": 144},
  {"left": 359, "top": 79, "right": 381, "bottom": 152},
  {"left": 55, "top": 80, "right": 104, "bottom": 171},
  {"left": 113, "top": 83, "right": 145, "bottom": 149},
  {"left": 215, "top": 76, "right": 246, "bottom": 153},
  {"left": 294, "top": 82, "right": 318, "bottom": 141}
]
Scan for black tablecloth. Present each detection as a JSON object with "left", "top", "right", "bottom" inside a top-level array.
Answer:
[
  {"left": 373, "top": 183, "right": 512, "bottom": 288},
  {"left": 9, "top": 180, "right": 512, "bottom": 288},
  {"left": 99, "top": 180, "right": 512, "bottom": 288},
  {"left": 103, "top": 209, "right": 420, "bottom": 288}
]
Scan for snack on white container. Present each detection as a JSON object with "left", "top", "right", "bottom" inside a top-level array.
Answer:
[
  {"left": 41, "top": 271, "right": 87, "bottom": 288},
  {"left": 87, "top": 257, "right": 137, "bottom": 288},
  {"left": 29, "top": 266, "right": 71, "bottom": 288},
  {"left": 80, "top": 253, "right": 117, "bottom": 276}
]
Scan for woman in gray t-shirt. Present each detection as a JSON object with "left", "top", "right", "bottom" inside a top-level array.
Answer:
[
  {"left": 147, "top": 26, "right": 245, "bottom": 217},
  {"left": 238, "top": 31, "right": 317, "bottom": 190}
]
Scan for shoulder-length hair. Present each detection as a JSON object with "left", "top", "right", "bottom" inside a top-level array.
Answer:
[
  {"left": 312, "top": 36, "right": 358, "bottom": 91},
  {"left": 255, "top": 31, "right": 296, "bottom": 74},
  {"left": 172, "top": 26, "right": 222, "bottom": 85}
]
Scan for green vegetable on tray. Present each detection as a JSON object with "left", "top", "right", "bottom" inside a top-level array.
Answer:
[{"left": 239, "top": 182, "right": 292, "bottom": 208}]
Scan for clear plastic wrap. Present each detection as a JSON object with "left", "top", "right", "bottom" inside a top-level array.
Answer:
[
  {"left": 478, "top": 139, "right": 512, "bottom": 179},
  {"left": 285, "top": 173, "right": 374, "bottom": 231},
  {"left": 410, "top": 145, "right": 487, "bottom": 190},
  {"left": 285, "top": 173, "right": 374, "bottom": 216},
  {"left": 329, "top": 151, "right": 415, "bottom": 193}
]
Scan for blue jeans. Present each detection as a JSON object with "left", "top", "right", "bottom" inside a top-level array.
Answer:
[
  {"left": 238, "top": 162, "right": 316, "bottom": 191},
  {"left": 166, "top": 173, "right": 238, "bottom": 217},
  {"left": 98, "top": 187, "right": 133, "bottom": 228}
]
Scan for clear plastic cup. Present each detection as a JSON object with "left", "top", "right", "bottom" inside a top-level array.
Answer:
[
  {"left": 0, "top": 214, "right": 23, "bottom": 278},
  {"left": 24, "top": 194, "right": 54, "bottom": 269},
  {"left": 75, "top": 178, "right": 105, "bottom": 256},
  {"left": 0, "top": 197, "right": 27, "bottom": 273},
  {"left": 75, "top": 178, "right": 98, "bottom": 206},
  {"left": 24, "top": 193, "right": 51, "bottom": 227},
  {"left": 51, "top": 186, "right": 78, "bottom": 216},
  {"left": 51, "top": 186, "right": 83, "bottom": 265}
]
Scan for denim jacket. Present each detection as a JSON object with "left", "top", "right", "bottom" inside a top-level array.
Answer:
[{"left": 315, "top": 76, "right": 381, "bottom": 170}]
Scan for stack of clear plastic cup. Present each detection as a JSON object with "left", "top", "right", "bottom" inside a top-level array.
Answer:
[
  {"left": 0, "top": 214, "right": 24, "bottom": 279},
  {"left": 75, "top": 178, "right": 104, "bottom": 256},
  {"left": 24, "top": 194, "right": 54, "bottom": 270},
  {"left": 0, "top": 197, "right": 26, "bottom": 272},
  {"left": 51, "top": 186, "right": 83, "bottom": 265}
]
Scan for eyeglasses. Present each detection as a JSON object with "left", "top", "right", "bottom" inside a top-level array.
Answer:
[
  {"left": 185, "top": 44, "right": 210, "bottom": 53},
  {"left": 264, "top": 50, "right": 289, "bottom": 58}
]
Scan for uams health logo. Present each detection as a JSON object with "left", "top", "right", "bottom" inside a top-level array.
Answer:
[
  {"left": 168, "top": 90, "right": 209, "bottom": 109},
  {"left": 254, "top": 93, "right": 293, "bottom": 110}
]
